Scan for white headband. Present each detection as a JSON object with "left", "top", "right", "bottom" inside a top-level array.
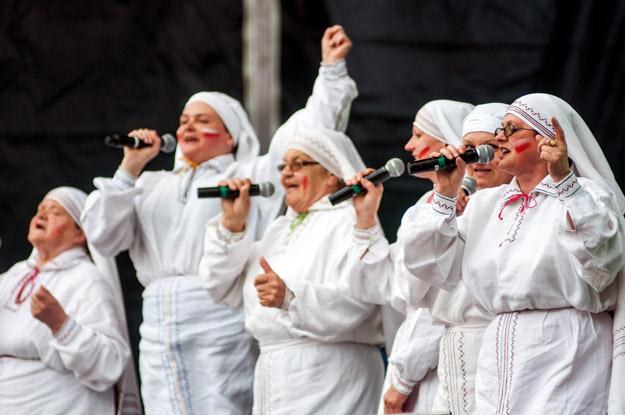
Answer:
[
  {"left": 45, "top": 186, "right": 87, "bottom": 228},
  {"left": 413, "top": 100, "right": 474, "bottom": 146},
  {"left": 462, "top": 103, "right": 508, "bottom": 137}
]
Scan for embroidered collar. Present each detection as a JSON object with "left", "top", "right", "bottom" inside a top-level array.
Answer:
[
  {"left": 174, "top": 153, "right": 235, "bottom": 175},
  {"left": 27, "top": 246, "right": 89, "bottom": 272},
  {"left": 502, "top": 175, "right": 556, "bottom": 201}
]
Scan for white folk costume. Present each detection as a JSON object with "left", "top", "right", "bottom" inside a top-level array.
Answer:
[
  {"left": 399, "top": 94, "right": 625, "bottom": 414},
  {"left": 199, "top": 129, "right": 385, "bottom": 415},
  {"left": 82, "top": 62, "right": 357, "bottom": 415},
  {"left": 0, "top": 187, "right": 131, "bottom": 415}
]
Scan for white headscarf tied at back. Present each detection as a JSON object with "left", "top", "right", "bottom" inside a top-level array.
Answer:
[
  {"left": 174, "top": 91, "right": 260, "bottom": 170},
  {"left": 507, "top": 93, "right": 625, "bottom": 213},
  {"left": 413, "top": 100, "right": 475, "bottom": 147},
  {"left": 462, "top": 103, "right": 508, "bottom": 138},
  {"left": 46, "top": 186, "right": 142, "bottom": 414},
  {"left": 287, "top": 128, "right": 366, "bottom": 181}
]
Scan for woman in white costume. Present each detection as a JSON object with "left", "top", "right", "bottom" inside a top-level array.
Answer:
[
  {"left": 0, "top": 187, "right": 130, "bottom": 414},
  {"left": 374, "top": 100, "right": 474, "bottom": 414},
  {"left": 399, "top": 93, "right": 625, "bottom": 414},
  {"left": 199, "top": 128, "right": 385, "bottom": 414},
  {"left": 82, "top": 26, "right": 358, "bottom": 415}
]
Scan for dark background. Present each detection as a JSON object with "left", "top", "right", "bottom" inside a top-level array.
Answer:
[{"left": 2, "top": 0, "right": 624, "bottom": 388}]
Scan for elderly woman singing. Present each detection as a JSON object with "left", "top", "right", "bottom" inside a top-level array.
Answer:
[
  {"left": 199, "top": 129, "right": 384, "bottom": 414},
  {"left": 0, "top": 187, "right": 130, "bottom": 414},
  {"left": 399, "top": 93, "right": 625, "bottom": 414}
]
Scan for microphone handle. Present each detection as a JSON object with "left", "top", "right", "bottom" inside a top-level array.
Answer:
[
  {"left": 407, "top": 148, "right": 480, "bottom": 174},
  {"left": 328, "top": 168, "right": 391, "bottom": 205},
  {"left": 197, "top": 185, "right": 262, "bottom": 198}
]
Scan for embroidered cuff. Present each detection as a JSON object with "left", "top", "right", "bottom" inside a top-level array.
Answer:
[
  {"left": 389, "top": 364, "right": 416, "bottom": 396},
  {"left": 615, "top": 326, "right": 625, "bottom": 360},
  {"left": 217, "top": 222, "right": 246, "bottom": 244},
  {"left": 280, "top": 287, "right": 295, "bottom": 311},
  {"left": 554, "top": 171, "right": 581, "bottom": 201},
  {"left": 53, "top": 316, "right": 79, "bottom": 345},
  {"left": 353, "top": 223, "right": 383, "bottom": 247},
  {"left": 320, "top": 59, "right": 347, "bottom": 80},
  {"left": 113, "top": 168, "right": 138, "bottom": 190},
  {"left": 431, "top": 192, "right": 456, "bottom": 220}
]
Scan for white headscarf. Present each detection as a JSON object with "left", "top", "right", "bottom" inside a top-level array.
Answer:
[
  {"left": 413, "top": 100, "right": 474, "bottom": 146},
  {"left": 462, "top": 103, "right": 508, "bottom": 137},
  {"left": 45, "top": 187, "right": 87, "bottom": 228},
  {"left": 286, "top": 128, "right": 366, "bottom": 181},
  {"left": 174, "top": 92, "right": 260, "bottom": 169},
  {"left": 507, "top": 93, "right": 625, "bottom": 214},
  {"left": 46, "top": 186, "right": 142, "bottom": 414}
]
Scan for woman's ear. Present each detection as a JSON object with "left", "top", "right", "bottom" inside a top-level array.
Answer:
[{"left": 326, "top": 174, "right": 341, "bottom": 190}]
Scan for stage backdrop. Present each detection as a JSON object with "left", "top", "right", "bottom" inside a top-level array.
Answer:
[{"left": 1, "top": 0, "right": 624, "bottom": 390}]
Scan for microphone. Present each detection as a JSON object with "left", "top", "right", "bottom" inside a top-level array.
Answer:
[
  {"left": 104, "top": 133, "right": 177, "bottom": 154},
  {"left": 407, "top": 144, "right": 494, "bottom": 175},
  {"left": 197, "top": 182, "right": 275, "bottom": 199},
  {"left": 461, "top": 176, "right": 478, "bottom": 196},
  {"left": 329, "top": 158, "right": 405, "bottom": 206}
]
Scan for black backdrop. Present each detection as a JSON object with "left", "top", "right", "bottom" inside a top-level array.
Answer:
[{"left": 1, "top": 0, "right": 624, "bottom": 388}]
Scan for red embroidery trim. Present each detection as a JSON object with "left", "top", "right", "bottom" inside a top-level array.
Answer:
[
  {"left": 498, "top": 193, "right": 537, "bottom": 220},
  {"left": 14, "top": 267, "right": 40, "bottom": 304}
]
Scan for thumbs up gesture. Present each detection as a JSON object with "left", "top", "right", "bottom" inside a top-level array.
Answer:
[
  {"left": 31, "top": 285, "right": 68, "bottom": 335},
  {"left": 254, "top": 257, "right": 286, "bottom": 308}
]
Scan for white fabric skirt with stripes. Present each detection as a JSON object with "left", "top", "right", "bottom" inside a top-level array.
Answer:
[
  {"left": 475, "top": 308, "right": 612, "bottom": 415},
  {"left": 140, "top": 277, "right": 256, "bottom": 415}
]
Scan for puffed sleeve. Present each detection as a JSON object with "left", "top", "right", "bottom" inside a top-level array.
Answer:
[
  {"left": 554, "top": 174, "right": 625, "bottom": 292},
  {"left": 398, "top": 192, "right": 465, "bottom": 291},
  {"left": 40, "top": 275, "right": 130, "bottom": 392},
  {"left": 387, "top": 308, "right": 445, "bottom": 395},
  {"left": 82, "top": 168, "right": 142, "bottom": 257},
  {"left": 198, "top": 218, "right": 252, "bottom": 309}
]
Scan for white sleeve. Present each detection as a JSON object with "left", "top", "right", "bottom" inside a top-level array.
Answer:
[
  {"left": 42, "top": 279, "right": 130, "bottom": 392},
  {"left": 398, "top": 192, "right": 465, "bottom": 291},
  {"left": 388, "top": 308, "right": 445, "bottom": 391},
  {"left": 341, "top": 224, "right": 431, "bottom": 313},
  {"left": 198, "top": 219, "right": 252, "bottom": 309},
  {"left": 82, "top": 169, "right": 142, "bottom": 256},
  {"left": 609, "top": 269, "right": 625, "bottom": 414},
  {"left": 554, "top": 173, "right": 625, "bottom": 292}
]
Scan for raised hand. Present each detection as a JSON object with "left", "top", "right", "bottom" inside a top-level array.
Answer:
[
  {"left": 345, "top": 168, "right": 383, "bottom": 229},
  {"left": 254, "top": 257, "right": 286, "bottom": 308},
  {"left": 31, "top": 285, "right": 68, "bottom": 335},
  {"left": 220, "top": 178, "right": 252, "bottom": 233},
  {"left": 321, "top": 25, "right": 352, "bottom": 64},
  {"left": 433, "top": 144, "right": 467, "bottom": 198},
  {"left": 120, "top": 128, "right": 162, "bottom": 177},
  {"left": 536, "top": 117, "right": 570, "bottom": 183}
]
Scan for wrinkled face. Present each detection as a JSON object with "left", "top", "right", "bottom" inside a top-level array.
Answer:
[
  {"left": 176, "top": 101, "right": 233, "bottom": 164},
  {"left": 495, "top": 114, "right": 544, "bottom": 177},
  {"left": 280, "top": 149, "right": 340, "bottom": 213},
  {"left": 404, "top": 125, "right": 446, "bottom": 181},
  {"left": 27, "top": 199, "right": 84, "bottom": 253},
  {"left": 463, "top": 132, "right": 512, "bottom": 189}
]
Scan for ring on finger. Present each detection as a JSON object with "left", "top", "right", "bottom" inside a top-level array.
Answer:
[{"left": 548, "top": 138, "right": 557, "bottom": 147}]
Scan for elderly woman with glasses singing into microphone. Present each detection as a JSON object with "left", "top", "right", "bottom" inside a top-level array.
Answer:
[
  {"left": 199, "top": 128, "right": 385, "bottom": 415},
  {"left": 0, "top": 187, "right": 131, "bottom": 415},
  {"left": 397, "top": 93, "right": 625, "bottom": 414}
]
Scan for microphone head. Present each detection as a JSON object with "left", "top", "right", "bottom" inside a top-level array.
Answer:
[
  {"left": 384, "top": 158, "right": 406, "bottom": 178},
  {"left": 258, "top": 182, "right": 275, "bottom": 198},
  {"left": 475, "top": 144, "right": 494, "bottom": 164},
  {"left": 161, "top": 133, "right": 177, "bottom": 153},
  {"left": 461, "top": 176, "right": 478, "bottom": 195}
]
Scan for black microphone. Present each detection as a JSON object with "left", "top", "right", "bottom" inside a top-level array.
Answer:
[
  {"left": 461, "top": 176, "right": 478, "bottom": 196},
  {"left": 104, "top": 133, "right": 177, "bottom": 154},
  {"left": 329, "top": 158, "right": 405, "bottom": 206},
  {"left": 407, "top": 144, "right": 494, "bottom": 175},
  {"left": 197, "top": 182, "right": 275, "bottom": 199}
]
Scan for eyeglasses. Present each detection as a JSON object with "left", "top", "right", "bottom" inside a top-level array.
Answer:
[
  {"left": 494, "top": 125, "right": 536, "bottom": 138},
  {"left": 277, "top": 160, "right": 320, "bottom": 172}
]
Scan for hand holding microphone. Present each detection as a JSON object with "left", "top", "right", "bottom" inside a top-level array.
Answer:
[
  {"left": 115, "top": 129, "right": 176, "bottom": 177},
  {"left": 218, "top": 178, "right": 255, "bottom": 233}
]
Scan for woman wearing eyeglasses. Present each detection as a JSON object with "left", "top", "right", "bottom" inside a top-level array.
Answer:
[
  {"left": 0, "top": 187, "right": 130, "bottom": 415},
  {"left": 82, "top": 26, "right": 357, "bottom": 414},
  {"left": 199, "top": 129, "right": 385, "bottom": 414},
  {"left": 398, "top": 93, "right": 625, "bottom": 414}
]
